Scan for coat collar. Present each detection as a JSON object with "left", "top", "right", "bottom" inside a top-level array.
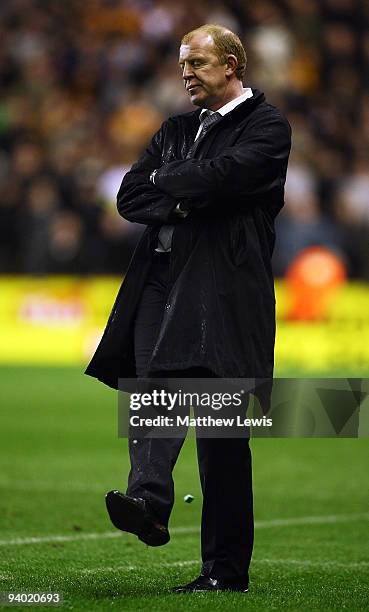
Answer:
[
  {"left": 194, "top": 88, "right": 265, "bottom": 125},
  {"left": 177, "top": 88, "right": 266, "bottom": 151}
]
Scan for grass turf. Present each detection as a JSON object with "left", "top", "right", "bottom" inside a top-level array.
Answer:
[{"left": 0, "top": 366, "right": 368, "bottom": 611}]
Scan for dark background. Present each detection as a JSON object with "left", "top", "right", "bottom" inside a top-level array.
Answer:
[{"left": 0, "top": 0, "right": 368, "bottom": 277}]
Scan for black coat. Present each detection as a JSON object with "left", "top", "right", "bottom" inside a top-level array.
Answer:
[{"left": 85, "top": 89, "right": 291, "bottom": 389}]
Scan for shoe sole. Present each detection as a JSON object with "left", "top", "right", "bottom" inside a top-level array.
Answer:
[{"left": 105, "top": 491, "right": 170, "bottom": 547}]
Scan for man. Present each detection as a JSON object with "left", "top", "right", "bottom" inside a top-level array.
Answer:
[{"left": 86, "top": 24, "right": 291, "bottom": 593}]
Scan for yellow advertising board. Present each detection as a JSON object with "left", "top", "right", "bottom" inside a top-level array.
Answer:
[
  {"left": 0, "top": 276, "right": 120, "bottom": 365},
  {"left": 0, "top": 276, "right": 368, "bottom": 372}
]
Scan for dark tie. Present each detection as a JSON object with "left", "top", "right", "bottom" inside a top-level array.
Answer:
[
  {"left": 200, "top": 110, "right": 222, "bottom": 133},
  {"left": 156, "top": 111, "right": 222, "bottom": 252},
  {"left": 186, "top": 110, "right": 222, "bottom": 158}
]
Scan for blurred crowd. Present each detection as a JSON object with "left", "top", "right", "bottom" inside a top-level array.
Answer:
[{"left": 0, "top": 0, "right": 368, "bottom": 277}]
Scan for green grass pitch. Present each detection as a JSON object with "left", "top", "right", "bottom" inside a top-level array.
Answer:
[{"left": 1, "top": 366, "right": 369, "bottom": 611}]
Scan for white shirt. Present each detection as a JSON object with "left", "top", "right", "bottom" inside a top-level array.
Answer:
[{"left": 195, "top": 87, "right": 253, "bottom": 140}]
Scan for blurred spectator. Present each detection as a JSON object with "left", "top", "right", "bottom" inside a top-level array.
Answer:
[
  {"left": 41, "top": 211, "right": 90, "bottom": 274},
  {"left": 335, "top": 157, "right": 369, "bottom": 279},
  {"left": 273, "top": 159, "right": 344, "bottom": 274},
  {"left": 0, "top": 0, "right": 368, "bottom": 278}
]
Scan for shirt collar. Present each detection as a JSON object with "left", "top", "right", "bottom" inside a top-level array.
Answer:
[{"left": 200, "top": 88, "right": 253, "bottom": 121}]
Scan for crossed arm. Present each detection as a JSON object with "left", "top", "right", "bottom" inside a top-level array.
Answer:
[
  {"left": 116, "top": 123, "right": 180, "bottom": 225},
  {"left": 117, "top": 113, "right": 291, "bottom": 225}
]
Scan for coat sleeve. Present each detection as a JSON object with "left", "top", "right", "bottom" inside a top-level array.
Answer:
[
  {"left": 153, "top": 111, "right": 291, "bottom": 205},
  {"left": 117, "top": 122, "right": 181, "bottom": 225}
]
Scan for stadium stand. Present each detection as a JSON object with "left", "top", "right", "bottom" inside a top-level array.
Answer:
[{"left": 0, "top": 0, "right": 368, "bottom": 277}]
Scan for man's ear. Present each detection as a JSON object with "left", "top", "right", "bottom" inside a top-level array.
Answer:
[{"left": 225, "top": 54, "right": 238, "bottom": 76}]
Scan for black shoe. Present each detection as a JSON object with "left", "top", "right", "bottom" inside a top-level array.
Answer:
[
  {"left": 172, "top": 574, "right": 249, "bottom": 593},
  {"left": 105, "top": 490, "right": 170, "bottom": 547}
]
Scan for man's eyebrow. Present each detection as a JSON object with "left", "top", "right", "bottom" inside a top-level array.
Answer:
[{"left": 178, "top": 55, "right": 205, "bottom": 65}]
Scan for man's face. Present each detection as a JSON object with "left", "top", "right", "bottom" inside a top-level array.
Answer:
[{"left": 179, "top": 33, "right": 230, "bottom": 110}]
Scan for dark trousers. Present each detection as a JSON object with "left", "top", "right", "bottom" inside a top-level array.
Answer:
[{"left": 126, "top": 253, "right": 254, "bottom": 585}]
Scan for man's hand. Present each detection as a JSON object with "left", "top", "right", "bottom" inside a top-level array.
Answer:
[
  {"left": 174, "top": 202, "right": 189, "bottom": 218},
  {"left": 150, "top": 169, "right": 189, "bottom": 218}
]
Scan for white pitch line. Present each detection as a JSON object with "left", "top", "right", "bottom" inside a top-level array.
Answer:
[
  {"left": 81, "top": 557, "right": 369, "bottom": 576},
  {"left": 0, "top": 513, "right": 368, "bottom": 547},
  {"left": 82, "top": 559, "right": 199, "bottom": 574},
  {"left": 255, "top": 512, "right": 369, "bottom": 528},
  {"left": 0, "top": 527, "right": 198, "bottom": 547},
  {"left": 254, "top": 558, "right": 369, "bottom": 570},
  {"left": 0, "top": 480, "right": 105, "bottom": 493},
  {"left": 0, "top": 532, "right": 122, "bottom": 546}
]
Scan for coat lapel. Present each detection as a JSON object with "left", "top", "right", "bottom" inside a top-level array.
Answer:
[{"left": 187, "top": 89, "right": 266, "bottom": 159}]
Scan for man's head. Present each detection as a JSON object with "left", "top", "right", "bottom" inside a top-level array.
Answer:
[{"left": 179, "top": 24, "right": 247, "bottom": 111}]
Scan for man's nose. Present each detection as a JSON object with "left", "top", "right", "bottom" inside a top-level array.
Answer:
[{"left": 182, "top": 62, "right": 194, "bottom": 80}]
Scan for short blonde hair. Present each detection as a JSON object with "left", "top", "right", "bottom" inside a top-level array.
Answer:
[{"left": 181, "top": 24, "right": 247, "bottom": 81}]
